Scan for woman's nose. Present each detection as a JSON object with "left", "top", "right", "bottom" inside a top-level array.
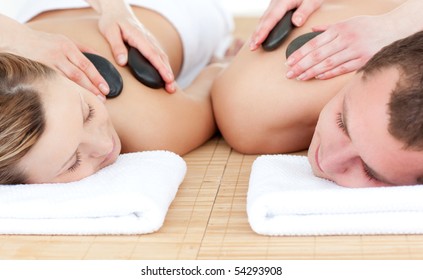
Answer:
[
  {"left": 82, "top": 130, "right": 113, "bottom": 158},
  {"left": 90, "top": 136, "right": 113, "bottom": 158}
]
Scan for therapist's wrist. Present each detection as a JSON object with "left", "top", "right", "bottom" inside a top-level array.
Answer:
[
  {"left": 385, "top": 0, "right": 423, "bottom": 40},
  {"left": 0, "top": 15, "right": 32, "bottom": 52}
]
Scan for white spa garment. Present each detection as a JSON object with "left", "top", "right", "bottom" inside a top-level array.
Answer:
[{"left": 9, "top": 0, "right": 234, "bottom": 88}]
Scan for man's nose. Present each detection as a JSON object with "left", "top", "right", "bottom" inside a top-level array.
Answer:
[{"left": 320, "top": 143, "right": 358, "bottom": 174}]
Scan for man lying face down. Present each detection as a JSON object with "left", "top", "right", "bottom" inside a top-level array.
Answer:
[{"left": 308, "top": 30, "right": 423, "bottom": 188}]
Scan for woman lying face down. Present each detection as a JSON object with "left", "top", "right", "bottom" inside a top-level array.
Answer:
[
  {"left": 308, "top": 31, "right": 423, "bottom": 188},
  {"left": 0, "top": 2, "right": 232, "bottom": 184},
  {"left": 0, "top": 52, "right": 223, "bottom": 184},
  {"left": 0, "top": 54, "right": 121, "bottom": 184}
]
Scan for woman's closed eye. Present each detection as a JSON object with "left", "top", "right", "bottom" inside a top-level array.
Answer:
[
  {"left": 336, "top": 112, "right": 346, "bottom": 133},
  {"left": 68, "top": 151, "right": 82, "bottom": 173},
  {"left": 85, "top": 104, "right": 95, "bottom": 123},
  {"left": 67, "top": 104, "right": 95, "bottom": 173}
]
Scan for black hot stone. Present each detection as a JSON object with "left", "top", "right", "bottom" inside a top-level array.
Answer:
[
  {"left": 262, "top": 9, "right": 296, "bottom": 51},
  {"left": 83, "top": 52, "right": 123, "bottom": 98},
  {"left": 127, "top": 46, "right": 165, "bottom": 89},
  {"left": 285, "top": 31, "right": 323, "bottom": 58}
]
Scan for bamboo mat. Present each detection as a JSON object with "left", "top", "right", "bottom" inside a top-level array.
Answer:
[
  {"left": 2, "top": 17, "right": 423, "bottom": 260},
  {"left": 2, "top": 136, "right": 423, "bottom": 260}
]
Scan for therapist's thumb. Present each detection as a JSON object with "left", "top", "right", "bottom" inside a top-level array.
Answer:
[
  {"left": 292, "top": 1, "right": 320, "bottom": 27},
  {"left": 104, "top": 27, "right": 128, "bottom": 66}
]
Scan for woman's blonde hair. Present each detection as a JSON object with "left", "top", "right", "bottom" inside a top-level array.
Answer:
[{"left": 0, "top": 53, "right": 55, "bottom": 184}]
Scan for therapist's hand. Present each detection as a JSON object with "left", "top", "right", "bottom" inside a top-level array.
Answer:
[
  {"left": 285, "top": 15, "right": 398, "bottom": 80},
  {"left": 17, "top": 28, "right": 110, "bottom": 97},
  {"left": 250, "top": 0, "right": 323, "bottom": 51},
  {"left": 94, "top": 1, "right": 176, "bottom": 93}
]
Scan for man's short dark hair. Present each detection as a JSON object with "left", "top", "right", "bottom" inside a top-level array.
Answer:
[{"left": 359, "top": 30, "right": 423, "bottom": 150}]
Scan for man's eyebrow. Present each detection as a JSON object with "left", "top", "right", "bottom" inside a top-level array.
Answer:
[{"left": 342, "top": 94, "right": 394, "bottom": 185}]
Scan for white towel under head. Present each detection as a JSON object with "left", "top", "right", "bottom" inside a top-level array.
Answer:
[
  {"left": 247, "top": 154, "right": 423, "bottom": 236},
  {"left": 0, "top": 151, "right": 186, "bottom": 235}
]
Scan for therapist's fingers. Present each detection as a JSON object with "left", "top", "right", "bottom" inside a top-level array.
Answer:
[
  {"left": 58, "top": 62, "right": 102, "bottom": 96},
  {"left": 314, "top": 58, "right": 365, "bottom": 80},
  {"left": 74, "top": 43, "right": 110, "bottom": 96},
  {"left": 286, "top": 25, "right": 334, "bottom": 66},
  {"left": 100, "top": 17, "right": 176, "bottom": 93},
  {"left": 285, "top": 29, "right": 342, "bottom": 79},
  {"left": 69, "top": 44, "right": 110, "bottom": 95},
  {"left": 134, "top": 40, "right": 176, "bottom": 93},
  {"left": 250, "top": 0, "right": 324, "bottom": 51},
  {"left": 291, "top": 0, "right": 324, "bottom": 26},
  {"left": 131, "top": 34, "right": 175, "bottom": 92},
  {"left": 59, "top": 47, "right": 109, "bottom": 97},
  {"left": 286, "top": 15, "right": 383, "bottom": 80},
  {"left": 76, "top": 43, "right": 102, "bottom": 56},
  {"left": 14, "top": 29, "right": 109, "bottom": 96},
  {"left": 292, "top": 49, "right": 361, "bottom": 80},
  {"left": 101, "top": 24, "right": 129, "bottom": 66},
  {"left": 52, "top": 38, "right": 109, "bottom": 96},
  {"left": 311, "top": 23, "right": 330, "bottom": 32},
  {"left": 286, "top": 29, "right": 340, "bottom": 66},
  {"left": 122, "top": 23, "right": 176, "bottom": 93},
  {"left": 250, "top": 0, "right": 289, "bottom": 51}
]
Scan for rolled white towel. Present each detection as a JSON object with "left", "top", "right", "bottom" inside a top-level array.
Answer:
[
  {"left": 0, "top": 151, "right": 186, "bottom": 235},
  {"left": 247, "top": 154, "right": 423, "bottom": 236}
]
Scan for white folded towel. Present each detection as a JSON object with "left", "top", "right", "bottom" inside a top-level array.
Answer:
[
  {"left": 0, "top": 151, "right": 186, "bottom": 235},
  {"left": 247, "top": 154, "right": 423, "bottom": 236}
]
